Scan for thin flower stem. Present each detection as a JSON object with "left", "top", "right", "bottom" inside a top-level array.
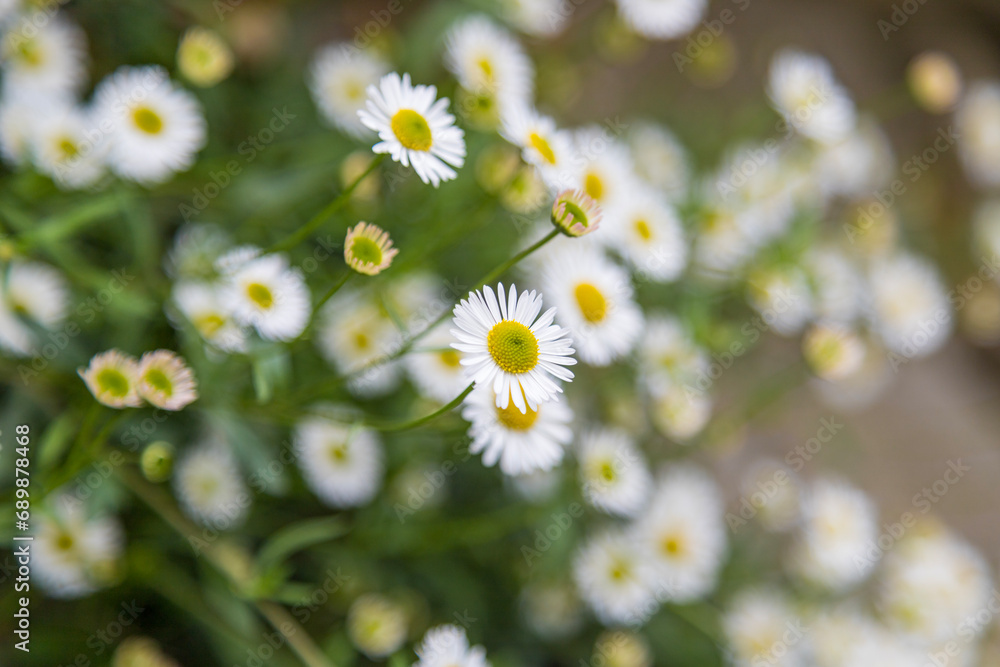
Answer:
[
  {"left": 267, "top": 154, "right": 386, "bottom": 255},
  {"left": 117, "top": 468, "right": 336, "bottom": 667},
  {"left": 366, "top": 383, "right": 474, "bottom": 432},
  {"left": 296, "top": 272, "right": 352, "bottom": 342},
  {"left": 348, "top": 228, "right": 562, "bottom": 378}
]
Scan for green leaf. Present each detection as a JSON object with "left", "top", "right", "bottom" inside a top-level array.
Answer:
[
  {"left": 36, "top": 412, "right": 77, "bottom": 472},
  {"left": 250, "top": 344, "right": 291, "bottom": 404},
  {"left": 256, "top": 516, "right": 350, "bottom": 574}
]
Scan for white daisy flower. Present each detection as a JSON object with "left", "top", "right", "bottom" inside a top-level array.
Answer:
[
  {"left": 788, "top": 478, "right": 878, "bottom": 591},
  {"left": 451, "top": 282, "right": 577, "bottom": 413},
  {"left": 344, "top": 221, "right": 398, "bottom": 276},
  {"left": 226, "top": 253, "right": 310, "bottom": 342},
  {"left": 444, "top": 15, "right": 533, "bottom": 112},
  {"left": 164, "top": 224, "right": 232, "bottom": 281},
  {"left": 747, "top": 266, "right": 814, "bottom": 337},
  {"left": 1, "top": 14, "right": 87, "bottom": 97},
  {"left": 0, "top": 90, "right": 48, "bottom": 166},
  {"left": 308, "top": 45, "right": 388, "bottom": 137},
  {"left": 34, "top": 498, "right": 122, "bottom": 599},
  {"left": 177, "top": 27, "right": 234, "bottom": 88},
  {"left": 500, "top": 105, "right": 576, "bottom": 190},
  {"left": 573, "top": 528, "right": 659, "bottom": 627},
  {"left": 691, "top": 204, "right": 758, "bottom": 277},
  {"left": 358, "top": 72, "right": 466, "bottom": 187},
  {"left": 346, "top": 594, "right": 408, "bottom": 659},
  {"left": 462, "top": 384, "right": 573, "bottom": 476},
  {"left": 413, "top": 624, "right": 490, "bottom": 667},
  {"left": 723, "top": 590, "right": 808, "bottom": 667},
  {"left": 170, "top": 281, "right": 248, "bottom": 353},
  {"left": 610, "top": 186, "right": 687, "bottom": 282},
  {"left": 649, "top": 386, "right": 712, "bottom": 442},
  {"left": 957, "top": 82, "right": 1000, "bottom": 188},
  {"left": 499, "top": 0, "right": 567, "bottom": 37},
  {"left": 867, "top": 252, "right": 952, "bottom": 358},
  {"left": 78, "top": 349, "right": 143, "bottom": 409},
  {"left": 92, "top": 65, "right": 207, "bottom": 184},
  {"left": 805, "top": 246, "right": 865, "bottom": 325},
  {"left": 294, "top": 412, "right": 383, "bottom": 508},
  {"left": 767, "top": 49, "right": 856, "bottom": 145},
  {"left": 577, "top": 427, "right": 651, "bottom": 518},
  {"left": 571, "top": 127, "right": 635, "bottom": 226},
  {"left": 30, "top": 104, "right": 107, "bottom": 190},
  {"left": 633, "top": 464, "right": 727, "bottom": 603},
  {"left": 637, "top": 315, "right": 709, "bottom": 396},
  {"left": 613, "top": 0, "right": 707, "bottom": 40},
  {"left": 593, "top": 631, "right": 653, "bottom": 667},
  {"left": 0, "top": 259, "right": 69, "bottom": 357},
  {"left": 174, "top": 440, "right": 249, "bottom": 528},
  {"left": 628, "top": 121, "right": 690, "bottom": 201},
  {"left": 404, "top": 324, "right": 469, "bottom": 404},
  {"left": 316, "top": 289, "right": 404, "bottom": 397},
  {"left": 137, "top": 350, "right": 198, "bottom": 411},
  {"left": 808, "top": 606, "right": 874, "bottom": 667},
  {"left": 815, "top": 116, "right": 895, "bottom": 199},
  {"left": 802, "top": 323, "right": 865, "bottom": 381},
  {"left": 540, "top": 246, "right": 643, "bottom": 367}
]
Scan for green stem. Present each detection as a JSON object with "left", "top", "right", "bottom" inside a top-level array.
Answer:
[
  {"left": 267, "top": 154, "right": 386, "bottom": 254},
  {"left": 366, "top": 383, "right": 474, "bottom": 432},
  {"left": 474, "top": 228, "right": 559, "bottom": 292},
  {"left": 296, "top": 272, "right": 352, "bottom": 342}
]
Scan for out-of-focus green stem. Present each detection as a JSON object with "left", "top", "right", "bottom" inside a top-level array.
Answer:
[
  {"left": 366, "top": 383, "right": 474, "bottom": 432},
  {"left": 267, "top": 154, "right": 385, "bottom": 254}
]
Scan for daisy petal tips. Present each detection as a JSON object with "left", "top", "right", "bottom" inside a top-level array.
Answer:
[
  {"left": 357, "top": 72, "right": 466, "bottom": 187},
  {"left": 451, "top": 282, "right": 576, "bottom": 414}
]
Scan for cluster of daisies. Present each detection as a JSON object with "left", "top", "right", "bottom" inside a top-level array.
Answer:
[
  {"left": 0, "top": 5, "right": 236, "bottom": 188},
  {"left": 78, "top": 348, "right": 197, "bottom": 410}
]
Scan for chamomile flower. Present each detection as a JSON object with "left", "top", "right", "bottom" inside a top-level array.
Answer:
[
  {"left": 628, "top": 121, "right": 690, "bottom": 201},
  {"left": 294, "top": 412, "right": 384, "bottom": 508},
  {"left": 802, "top": 323, "right": 865, "bottom": 381},
  {"left": 571, "top": 127, "right": 635, "bottom": 225},
  {"left": 867, "top": 252, "right": 952, "bottom": 358},
  {"left": 541, "top": 246, "right": 642, "bottom": 366},
  {"left": 226, "top": 253, "right": 310, "bottom": 341},
  {"left": 404, "top": 324, "right": 469, "bottom": 404},
  {"left": 806, "top": 246, "right": 865, "bottom": 325},
  {"left": 957, "top": 82, "right": 1000, "bottom": 188},
  {"left": 30, "top": 104, "right": 107, "bottom": 190},
  {"left": 610, "top": 186, "right": 687, "bottom": 282},
  {"left": 165, "top": 224, "right": 232, "bottom": 281},
  {"left": 344, "top": 221, "right": 398, "bottom": 275},
  {"left": 650, "top": 386, "right": 712, "bottom": 442},
  {"left": 788, "top": 478, "right": 878, "bottom": 591},
  {"left": 177, "top": 27, "right": 234, "bottom": 88},
  {"left": 723, "top": 590, "right": 808, "bottom": 667},
  {"left": 451, "top": 282, "right": 576, "bottom": 413},
  {"left": 747, "top": 266, "right": 814, "bottom": 336},
  {"left": 413, "top": 624, "right": 490, "bottom": 667},
  {"left": 170, "top": 282, "right": 248, "bottom": 353},
  {"left": 308, "top": 45, "right": 388, "bottom": 137},
  {"left": 358, "top": 72, "right": 466, "bottom": 187},
  {"left": 93, "top": 65, "right": 207, "bottom": 184},
  {"left": 573, "top": 529, "right": 659, "bottom": 626},
  {"left": 633, "top": 465, "right": 727, "bottom": 602},
  {"left": 501, "top": 105, "right": 576, "bottom": 189},
  {"left": 0, "top": 259, "right": 69, "bottom": 357},
  {"left": 462, "top": 384, "right": 573, "bottom": 475},
  {"left": 577, "top": 427, "right": 651, "bottom": 517},
  {"left": 767, "top": 49, "right": 856, "bottom": 145},
  {"left": 551, "top": 189, "right": 603, "bottom": 237},
  {"left": 34, "top": 499, "right": 123, "bottom": 599},
  {"left": 78, "top": 349, "right": 143, "bottom": 409},
  {"left": 637, "top": 315, "right": 709, "bottom": 396},
  {"left": 346, "top": 594, "right": 408, "bottom": 659},
  {"left": 174, "top": 441, "right": 249, "bottom": 527},
  {"left": 613, "top": 0, "right": 707, "bottom": 40},
  {"left": 1, "top": 14, "right": 87, "bottom": 97},
  {"left": 136, "top": 350, "right": 198, "bottom": 411},
  {"left": 444, "top": 15, "right": 533, "bottom": 112}
]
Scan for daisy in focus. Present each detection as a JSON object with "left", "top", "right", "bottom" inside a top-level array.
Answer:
[
  {"left": 344, "top": 221, "right": 398, "bottom": 276},
  {"left": 309, "top": 45, "right": 388, "bottom": 137},
  {"left": 540, "top": 245, "right": 643, "bottom": 366},
  {"left": 358, "top": 72, "right": 466, "bottom": 187},
  {"left": 136, "top": 349, "right": 198, "bottom": 411},
  {"left": 462, "top": 384, "right": 573, "bottom": 475},
  {"left": 294, "top": 412, "right": 384, "bottom": 508},
  {"left": 550, "top": 189, "right": 603, "bottom": 237},
  {"left": 413, "top": 624, "right": 490, "bottom": 667},
  {"left": 451, "top": 282, "right": 576, "bottom": 413},
  {"left": 92, "top": 65, "right": 207, "bottom": 184},
  {"left": 78, "top": 349, "right": 143, "bottom": 408}
]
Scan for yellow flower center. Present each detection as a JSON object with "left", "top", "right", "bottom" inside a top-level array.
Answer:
[
  {"left": 13, "top": 37, "right": 42, "bottom": 67},
  {"left": 574, "top": 283, "right": 607, "bottom": 323},
  {"left": 438, "top": 349, "right": 462, "bottom": 368},
  {"left": 609, "top": 560, "right": 631, "bottom": 581},
  {"left": 350, "top": 236, "right": 383, "bottom": 265},
  {"left": 477, "top": 57, "right": 495, "bottom": 82},
  {"left": 529, "top": 132, "right": 556, "bottom": 165},
  {"left": 487, "top": 320, "right": 539, "bottom": 373},
  {"left": 56, "top": 532, "right": 74, "bottom": 551},
  {"left": 132, "top": 106, "right": 164, "bottom": 135},
  {"left": 634, "top": 219, "right": 652, "bottom": 241},
  {"left": 195, "top": 313, "right": 226, "bottom": 336},
  {"left": 584, "top": 171, "right": 604, "bottom": 201},
  {"left": 495, "top": 391, "right": 540, "bottom": 430},
  {"left": 390, "top": 109, "right": 433, "bottom": 151},
  {"left": 598, "top": 460, "right": 617, "bottom": 482},
  {"left": 327, "top": 443, "right": 348, "bottom": 462},
  {"left": 96, "top": 368, "right": 130, "bottom": 397},
  {"left": 354, "top": 332, "right": 370, "bottom": 350},
  {"left": 246, "top": 282, "right": 273, "bottom": 309},
  {"left": 143, "top": 367, "right": 173, "bottom": 396},
  {"left": 344, "top": 79, "right": 364, "bottom": 101},
  {"left": 661, "top": 533, "right": 685, "bottom": 557},
  {"left": 58, "top": 137, "right": 79, "bottom": 160}
]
